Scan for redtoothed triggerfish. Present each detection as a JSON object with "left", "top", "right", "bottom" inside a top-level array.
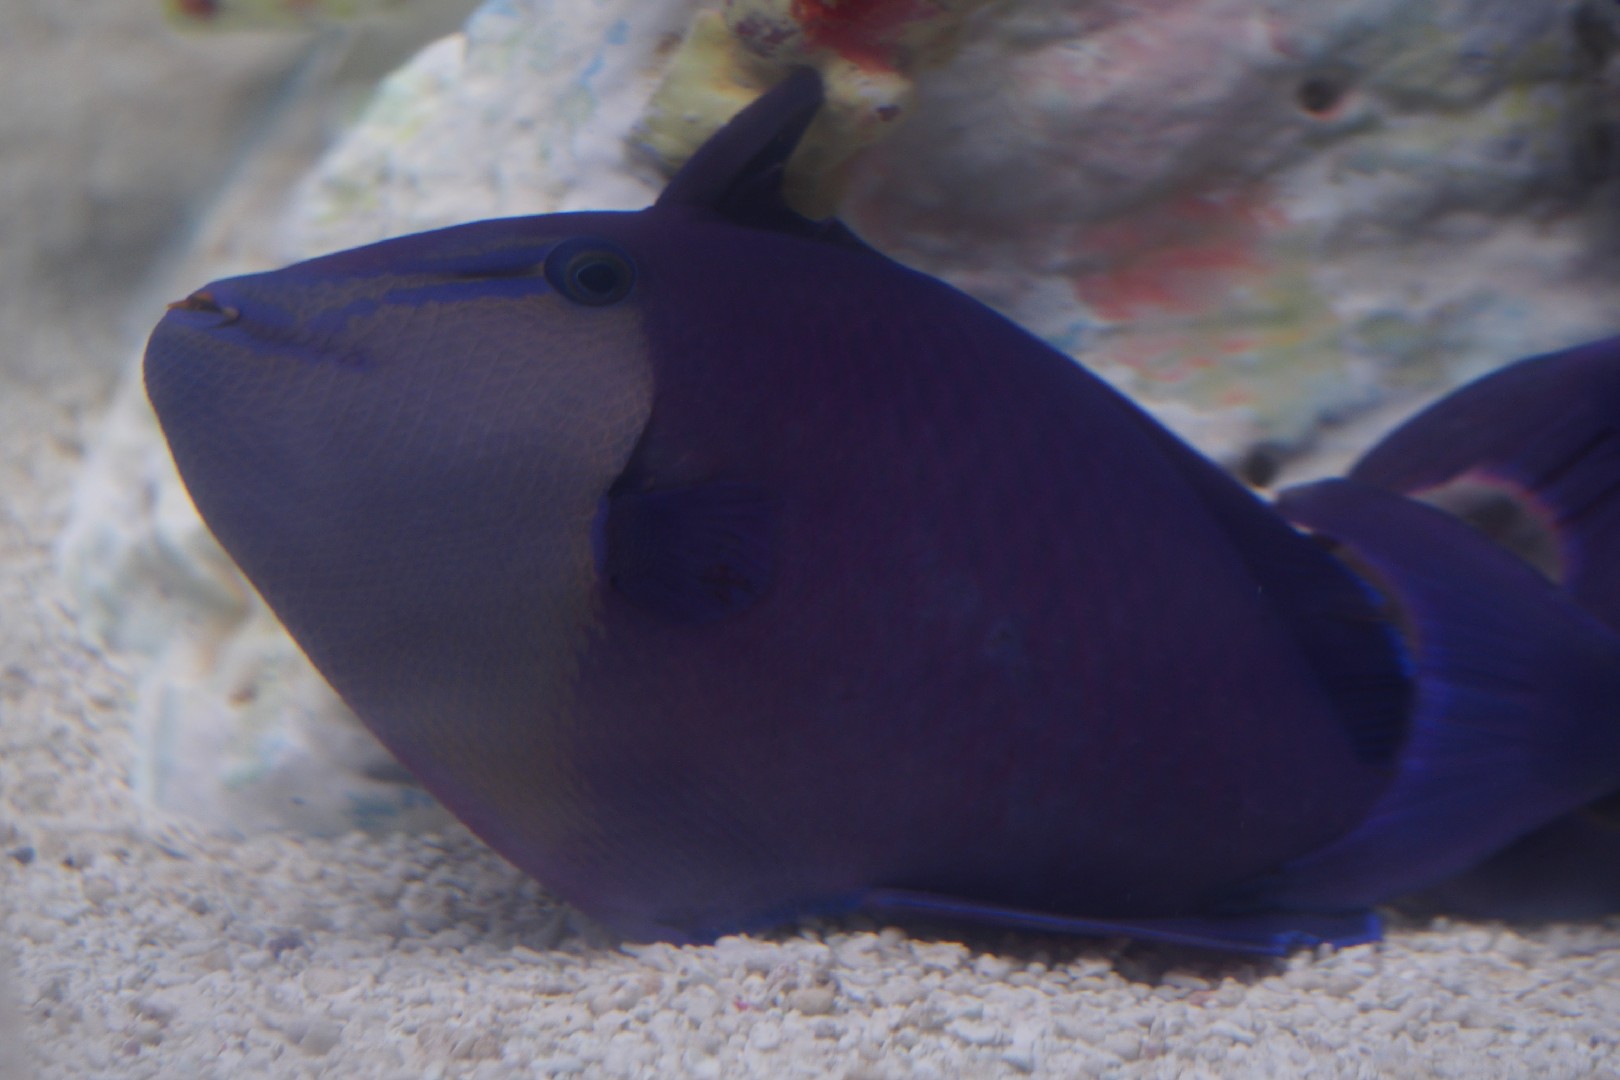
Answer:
[{"left": 143, "top": 68, "right": 1620, "bottom": 954}]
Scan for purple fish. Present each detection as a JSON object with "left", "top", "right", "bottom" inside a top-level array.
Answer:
[{"left": 143, "top": 69, "right": 1620, "bottom": 953}]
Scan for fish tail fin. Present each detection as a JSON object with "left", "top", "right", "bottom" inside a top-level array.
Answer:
[
  {"left": 1234, "top": 478, "right": 1620, "bottom": 911},
  {"left": 1351, "top": 335, "right": 1620, "bottom": 628}
]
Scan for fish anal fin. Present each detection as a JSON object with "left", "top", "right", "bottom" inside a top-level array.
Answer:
[{"left": 860, "top": 889, "right": 1381, "bottom": 956}]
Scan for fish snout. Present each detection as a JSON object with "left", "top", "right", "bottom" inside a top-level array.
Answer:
[
  {"left": 165, "top": 288, "right": 240, "bottom": 328},
  {"left": 154, "top": 280, "right": 358, "bottom": 368}
]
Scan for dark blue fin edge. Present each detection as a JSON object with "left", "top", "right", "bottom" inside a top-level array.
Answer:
[{"left": 860, "top": 889, "right": 1382, "bottom": 956}]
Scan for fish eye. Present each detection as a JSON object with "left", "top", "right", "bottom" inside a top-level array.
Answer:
[{"left": 545, "top": 239, "right": 635, "bottom": 306}]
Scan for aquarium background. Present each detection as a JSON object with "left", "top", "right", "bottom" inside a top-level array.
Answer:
[{"left": 3, "top": 1, "right": 1619, "bottom": 1077}]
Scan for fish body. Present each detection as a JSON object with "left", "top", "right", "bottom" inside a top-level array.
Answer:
[{"left": 145, "top": 70, "right": 1620, "bottom": 951}]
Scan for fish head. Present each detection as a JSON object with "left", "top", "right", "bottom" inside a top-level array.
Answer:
[
  {"left": 143, "top": 216, "right": 656, "bottom": 698},
  {"left": 144, "top": 66, "right": 833, "bottom": 667}
]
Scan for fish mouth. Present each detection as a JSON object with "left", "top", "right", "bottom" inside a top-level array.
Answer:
[
  {"left": 166, "top": 289, "right": 240, "bottom": 325},
  {"left": 151, "top": 281, "right": 375, "bottom": 372}
]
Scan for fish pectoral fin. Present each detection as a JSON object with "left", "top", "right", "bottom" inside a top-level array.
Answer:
[
  {"left": 1245, "top": 478, "right": 1620, "bottom": 911},
  {"left": 595, "top": 482, "right": 778, "bottom": 623},
  {"left": 858, "top": 889, "right": 1382, "bottom": 956}
]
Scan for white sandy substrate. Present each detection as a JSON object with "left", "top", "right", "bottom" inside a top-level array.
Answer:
[{"left": 2, "top": 361, "right": 1619, "bottom": 1080}]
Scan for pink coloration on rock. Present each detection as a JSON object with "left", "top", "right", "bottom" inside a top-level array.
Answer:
[
  {"left": 1070, "top": 188, "right": 1284, "bottom": 323},
  {"left": 791, "top": 0, "right": 940, "bottom": 71}
]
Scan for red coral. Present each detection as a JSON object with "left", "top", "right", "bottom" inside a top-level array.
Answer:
[
  {"left": 790, "top": 0, "right": 939, "bottom": 71},
  {"left": 170, "top": 0, "right": 221, "bottom": 20}
]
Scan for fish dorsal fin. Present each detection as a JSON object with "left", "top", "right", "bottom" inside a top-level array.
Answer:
[
  {"left": 656, "top": 67, "right": 821, "bottom": 217},
  {"left": 655, "top": 67, "right": 868, "bottom": 249}
]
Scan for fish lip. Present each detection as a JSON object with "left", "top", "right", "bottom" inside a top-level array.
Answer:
[
  {"left": 164, "top": 288, "right": 240, "bottom": 328},
  {"left": 149, "top": 299, "right": 375, "bottom": 374}
]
